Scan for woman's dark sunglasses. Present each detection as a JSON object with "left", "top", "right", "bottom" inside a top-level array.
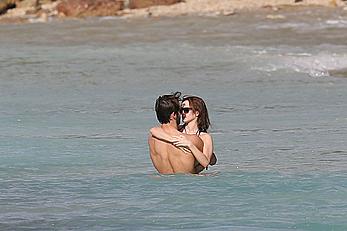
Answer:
[{"left": 180, "top": 107, "right": 192, "bottom": 114}]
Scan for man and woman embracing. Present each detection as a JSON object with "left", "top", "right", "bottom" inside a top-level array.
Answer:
[{"left": 149, "top": 92, "right": 217, "bottom": 174}]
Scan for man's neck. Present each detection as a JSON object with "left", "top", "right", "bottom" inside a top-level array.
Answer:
[{"left": 161, "top": 120, "right": 178, "bottom": 131}]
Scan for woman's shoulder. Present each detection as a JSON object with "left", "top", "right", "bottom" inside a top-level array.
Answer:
[
  {"left": 199, "top": 132, "right": 212, "bottom": 141},
  {"left": 199, "top": 131, "right": 210, "bottom": 136}
]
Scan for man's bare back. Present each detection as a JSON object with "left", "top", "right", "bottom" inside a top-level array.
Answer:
[{"left": 149, "top": 125, "right": 203, "bottom": 174}]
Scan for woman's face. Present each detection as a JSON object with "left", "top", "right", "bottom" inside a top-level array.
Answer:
[{"left": 181, "top": 100, "right": 198, "bottom": 124}]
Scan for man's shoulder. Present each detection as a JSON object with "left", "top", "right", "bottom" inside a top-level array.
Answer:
[
  {"left": 149, "top": 126, "right": 161, "bottom": 132},
  {"left": 148, "top": 132, "right": 154, "bottom": 144}
]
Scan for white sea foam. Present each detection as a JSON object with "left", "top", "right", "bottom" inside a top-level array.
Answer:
[{"left": 250, "top": 48, "right": 347, "bottom": 77}]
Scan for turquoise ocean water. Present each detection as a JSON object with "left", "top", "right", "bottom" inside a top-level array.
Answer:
[{"left": 1, "top": 8, "right": 347, "bottom": 230}]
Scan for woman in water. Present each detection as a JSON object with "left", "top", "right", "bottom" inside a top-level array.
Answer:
[{"left": 150, "top": 95, "right": 216, "bottom": 172}]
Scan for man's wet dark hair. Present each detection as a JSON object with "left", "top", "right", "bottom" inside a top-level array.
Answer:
[{"left": 155, "top": 92, "right": 181, "bottom": 124}]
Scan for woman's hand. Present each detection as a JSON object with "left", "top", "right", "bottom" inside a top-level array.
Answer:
[{"left": 172, "top": 135, "right": 193, "bottom": 149}]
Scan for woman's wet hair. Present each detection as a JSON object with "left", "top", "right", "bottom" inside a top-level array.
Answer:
[
  {"left": 182, "top": 95, "right": 210, "bottom": 132},
  {"left": 155, "top": 92, "right": 181, "bottom": 124}
]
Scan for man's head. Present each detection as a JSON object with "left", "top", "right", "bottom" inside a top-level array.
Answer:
[{"left": 155, "top": 92, "right": 181, "bottom": 125}]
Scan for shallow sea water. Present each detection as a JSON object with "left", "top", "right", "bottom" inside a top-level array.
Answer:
[{"left": 0, "top": 7, "right": 347, "bottom": 231}]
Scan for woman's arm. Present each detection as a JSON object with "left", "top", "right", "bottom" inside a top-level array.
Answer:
[
  {"left": 150, "top": 127, "right": 174, "bottom": 143},
  {"left": 200, "top": 133, "right": 214, "bottom": 164},
  {"left": 172, "top": 135, "right": 211, "bottom": 168},
  {"left": 150, "top": 127, "right": 190, "bottom": 153}
]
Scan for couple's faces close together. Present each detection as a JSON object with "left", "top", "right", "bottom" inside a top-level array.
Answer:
[{"left": 176, "top": 100, "right": 199, "bottom": 126}]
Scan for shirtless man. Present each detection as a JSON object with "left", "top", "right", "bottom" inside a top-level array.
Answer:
[{"left": 148, "top": 92, "right": 204, "bottom": 174}]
